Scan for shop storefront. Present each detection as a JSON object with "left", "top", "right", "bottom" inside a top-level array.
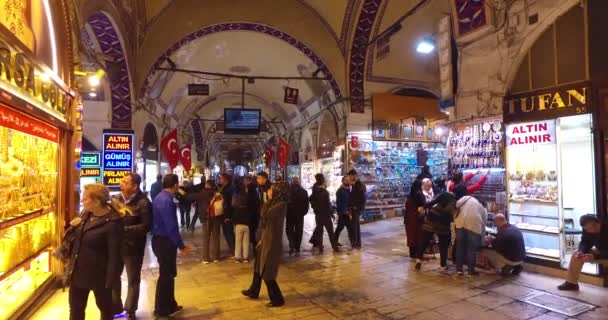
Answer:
[
  {"left": 503, "top": 84, "right": 598, "bottom": 274},
  {"left": 348, "top": 94, "right": 449, "bottom": 223},
  {"left": 447, "top": 116, "right": 507, "bottom": 227},
  {"left": 0, "top": 4, "right": 78, "bottom": 318}
]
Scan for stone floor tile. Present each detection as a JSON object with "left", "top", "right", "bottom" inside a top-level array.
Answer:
[
  {"left": 434, "top": 300, "right": 488, "bottom": 320},
  {"left": 465, "top": 292, "right": 514, "bottom": 309},
  {"left": 406, "top": 310, "right": 453, "bottom": 320},
  {"left": 490, "top": 283, "right": 544, "bottom": 300},
  {"left": 578, "top": 308, "right": 608, "bottom": 320},
  {"left": 494, "top": 301, "right": 548, "bottom": 320}
]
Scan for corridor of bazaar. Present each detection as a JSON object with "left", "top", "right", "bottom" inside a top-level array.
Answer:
[{"left": 1, "top": 0, "right": 608, "bottom": 319}]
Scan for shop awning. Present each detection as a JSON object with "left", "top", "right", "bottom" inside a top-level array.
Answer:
[{"left": 372, "top": 94, "right": 448, "bottom": 123}]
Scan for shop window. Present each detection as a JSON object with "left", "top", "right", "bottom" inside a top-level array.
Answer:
[{"left": 505, "top": 114, "right": 598, "bottom": 274}]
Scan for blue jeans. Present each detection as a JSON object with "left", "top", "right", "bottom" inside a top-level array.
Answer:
[{"left": 456, "top": 228, "right": 482, "bottom": 273}]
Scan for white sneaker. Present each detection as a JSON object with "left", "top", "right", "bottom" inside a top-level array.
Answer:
[
  {"left": 213, "top": 260, "right": 219, "bottom": 263},
  {"left": 202, "top": 261, "right": 210, "bottom": 265}
]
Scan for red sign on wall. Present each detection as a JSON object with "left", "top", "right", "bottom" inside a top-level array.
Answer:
[{"left": 0, "top": 103, "right": 59, "bottom": 143}]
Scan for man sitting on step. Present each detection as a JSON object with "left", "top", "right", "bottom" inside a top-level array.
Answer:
[{"left": 558, "top": 214, "right": 608, "bottom": 291}]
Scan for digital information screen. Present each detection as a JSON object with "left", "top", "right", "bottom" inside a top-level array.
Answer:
[
  {"left": 80, "top": 152, "right": 101, "bottom": 178},
  {"left": 102, "top": 129, "right": 134, "bottom": 186},
  {"left": 225, "top": 108, "right": 261, "bottom": 131}
]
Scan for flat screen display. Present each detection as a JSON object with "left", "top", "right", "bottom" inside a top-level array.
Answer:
[{"left": 224, "top": 108, "right": 261, "bottom": 134}]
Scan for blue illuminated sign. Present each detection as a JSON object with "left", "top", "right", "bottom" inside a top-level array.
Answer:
[{"left": 102, "top": 129, "right": 134, "bottom": 186}]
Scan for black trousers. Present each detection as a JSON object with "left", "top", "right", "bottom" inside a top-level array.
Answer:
[
  {"left": 179, "top": 205, "right": 191, "bottom": 228},
  {"left": 351, "top": 210, "right": 362, "bottom": 248},
  {"left": 246, "top": 272, "right": 284, "bottom": 304},
  {"left": 416, "top": 230, "right": 451, "bottom": 267},
  {"left": 310, "top": 215, "right": 337, "bottom": 249},
  {"left": 223, "top": 220, "right": 235, "bottom": 253},
  {"left": 190, "top": 208, "right": 201, "bottom": 230},
  {"left": 285, "top": 214, "right": 305, "bottom": 251},
  {"left": 151, "top": 236, "right": 178, "bottom": 316},
  {"left": 335, "top": 214, "right": 354, "bottom": 246},
  {"left": 111, "top": 252, "right": 145, "bottom": 314},
  {"left": 69, "top": 285, "right": 113, "bottom": 320}
]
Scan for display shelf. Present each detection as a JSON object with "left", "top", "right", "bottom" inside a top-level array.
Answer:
[
  {"left": 517, "top": 224, "right": 560, "bottom": 235},
  {"left": 0, "top": 246, "right": 50, "bottom": 282},
  {"left": 510, "top": 198, "right": 558, "bottom": 205},
  {"left": 0, "top": 208, "right": 49, "bottom": 231},
  {"left": 526, "top": 247, "right": 560, "bottom": 259},
  {"left": 366, "top": 204, "right": 405, "bottom": 210},
  {"left": 510, "top": 212, "right": 559, "bottom": 219}
]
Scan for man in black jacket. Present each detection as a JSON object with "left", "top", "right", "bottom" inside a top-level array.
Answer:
[
  {"left": 309, "top": 174, "right": 339, "bottom": 253},
  {"left": 219, "top": 173, "right": 236, "bottom": 254},
  {"left": 558, "top": 214, "right": 608, "bottom": 291},
  {"left": 111, "top": 173, "right": 152, "bottom": 320},
  {"left": 287, "top": 177, "right": 309, "bottom": 256},
  {"left": 348, "top": 169, "right": 366, "bottom": 249},
  {"left": 480, "top": 214, "right": 525, "bottom": 276}
]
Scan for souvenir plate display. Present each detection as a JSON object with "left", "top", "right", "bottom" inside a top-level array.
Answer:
[{"left": 349, "top": 139, "right": 448, "bottom": 221}]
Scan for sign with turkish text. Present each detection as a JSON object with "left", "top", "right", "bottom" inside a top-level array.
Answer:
[
  {"left": 80, "top": 168, "right": 101, "bottom": 178},
  {"left": 0, "top": 102, "right": 59, "bottom": 142},
  {"left": 0, "top": 38, "right": 72, "bottom": 120},
  {"left": 503, "top": 84, "right": 590, "bottom": 123},
  {"left": 187, "top": 83, "right": 209, "bottom": 96},
  {"left": 80, "top": 152, "right": 101, "bottom": 168},
  {"left": 506, "top": 120, "right": 556, "bottom": 146},
  {"left": 102, "top": 129, "right": 134, "bottom": 186}
]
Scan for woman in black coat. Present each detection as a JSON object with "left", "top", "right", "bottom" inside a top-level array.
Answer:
[
  {"left": 405, "top": 179, "right": 425, "bottom": 259},
  {"left": 414, "top": 192, "right": 457, "bottom": 271},
  {"left": 242, "top": 182, "right": 288, "bottom": 307},
  {"left": 308, "top": 174, "right": 339, "bottom": 253},
  {"left": 66, "top": 183, "right": 124, "bottom": 320}
]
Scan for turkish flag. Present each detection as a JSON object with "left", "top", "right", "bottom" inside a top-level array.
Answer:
[
  {"left": 161, "top": 128, "right": 179, "bottom": 169},
  {"left": 180, "top": 144, "right": 192, "bottom": 172},
  {"left": 264, "top": 145, "right": 273, "bottom": 167},
  {"left": 277, "top": 137, "right": 290, "bottom": 168}
]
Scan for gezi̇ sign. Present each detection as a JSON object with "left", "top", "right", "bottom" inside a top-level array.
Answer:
[
  {"left": 80, "top": 152, "right": 101, "bottom": 178},
  {"left": 102, "top": 129, "right": 134, "bottom": 186}
]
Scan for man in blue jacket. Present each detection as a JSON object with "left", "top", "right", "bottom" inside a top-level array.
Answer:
[
  {"left": 151, "top": 174, "right": 191, "bottom": 318},
  {"left": 480, "top": 214, "right": 525, "bottom": 276},
  {"left": 334, "top": 176, "right": 353, "bottom": 247}
]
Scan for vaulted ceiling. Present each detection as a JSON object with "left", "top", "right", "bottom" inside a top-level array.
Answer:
[{"left": 78, "top": 0, "right": 451, "bottom": 163}]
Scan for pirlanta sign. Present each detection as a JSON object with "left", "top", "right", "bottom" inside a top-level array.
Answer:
[
  {"left": 506, "top": 120, "right": 556, "bottom": 146},
  {"left": 102, "top": 129, "right": 134, "bottom": 186}
]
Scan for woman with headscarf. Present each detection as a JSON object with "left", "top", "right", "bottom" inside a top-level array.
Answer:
[
  {"left": 405, "top": 179, "right": 425, "bottom": 259},
  {"left": 241, "top": 182, "right": 288, "bottom": 307}
]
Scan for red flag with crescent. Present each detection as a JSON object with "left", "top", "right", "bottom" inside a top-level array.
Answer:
[
  {"left": 277, "top": 137, "right": 289, "bottom": 168},
  {"left": 264, "top": 145, "right": 273, "bottom": 167},
  {"left": 161, "top": 128, "right": 180, "bottom": 169},
  {"left": 179, "top": 144, "right": 192, "bottom": 172}
]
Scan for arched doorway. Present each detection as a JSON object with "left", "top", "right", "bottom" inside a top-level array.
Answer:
[{"left": 86, "top": 12, "right": 132, "bottom": 129}]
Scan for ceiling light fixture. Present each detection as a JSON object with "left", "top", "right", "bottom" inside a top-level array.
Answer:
[
  {"left": 416, "top": 37, "right": 435, "bottom": 54},
  {"left": 88, "top": 92, "right": 97, "bottom": 98}
]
